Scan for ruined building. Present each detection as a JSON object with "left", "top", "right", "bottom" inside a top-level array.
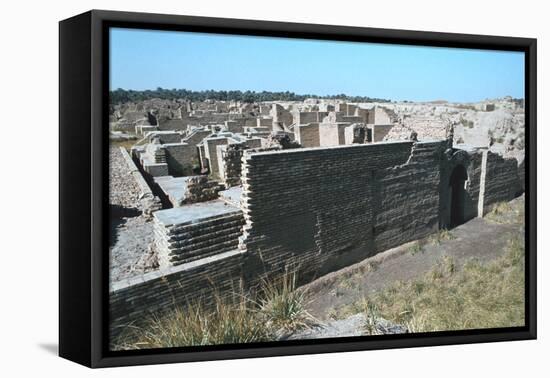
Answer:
[{"left": 109, "top": 99, "right": 525, "bottom": 334}]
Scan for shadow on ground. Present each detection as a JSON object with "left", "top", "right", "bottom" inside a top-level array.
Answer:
[
  {"left": 110, "top": 204, "right": 142, "bottom": 247},
  {"left": 38, "top": 343, "right": 58, "bottom": 356}
]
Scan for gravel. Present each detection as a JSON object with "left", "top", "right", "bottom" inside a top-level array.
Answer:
[
  {"left": 283, "top": 314, "right": 407, "bottom": 340},
  {"left": 109, "top": 146, "right": 142, "bottom": 209},
  {"left": 109, "top": 146, "right": 158, "bottom": 283},
  {"left": 109, "top": 216, "right": 157, "bottom": 282}
]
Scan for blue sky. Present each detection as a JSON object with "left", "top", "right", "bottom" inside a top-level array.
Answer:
[{"left": 110, "top": 28, "right": 525, "bottom": 103}]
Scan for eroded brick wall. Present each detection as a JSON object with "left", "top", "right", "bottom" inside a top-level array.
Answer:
[
  {"left": 439, "top": 149, "right": 484, "bottom": 228},
  {"left": 374, "top": 142, "right": 445, "bottom": 251},
  {"left": 295, "top": 123, "right": 320, "bottom": 148},
  {"left": 372, "top": 124, "right": 394, "bottom": 142},
  {"left": 483, "top": 152, "right": 522, "bottom": 212},
  {"left": 238, "top": 141, "right": 443, "bottom": 284},
  {"left": 164, "top": 143, "right": 197, "bottom": 176},
  {"left": 109, "top": 250, "right": 244, "bottom": 338}
]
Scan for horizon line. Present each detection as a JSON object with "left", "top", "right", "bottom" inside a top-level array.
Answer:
[{"left": 109, "top": 87, "right": 523, "bottom": 104}]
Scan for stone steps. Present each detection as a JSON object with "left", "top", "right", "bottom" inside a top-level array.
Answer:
[
  {"left": 154, "top": 209, "right": 245, "bottom": 267},
  {"left": 164, "top": 228, "right": 244, "bottom": 250},
  {"left": 168, "top": 239, "right": 241, "bottom": 265},
  {"left": 163, "top": 213, "right": 244, "bottom": 234}
]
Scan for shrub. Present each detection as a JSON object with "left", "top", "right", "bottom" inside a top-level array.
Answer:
[{"left": 257, "top": 271, "right": 312, "bottom": 332}]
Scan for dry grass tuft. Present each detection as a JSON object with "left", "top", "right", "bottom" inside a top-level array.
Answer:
[
  {"left": 112, "top": 271, "right": 311, "bottom": 349},
  {"left": 485, "top": 199, "right": 524, "bottom": 225},
  {"left": 113, "top": 295, "right": 270, "bottom": 350},
  {"left": 257, "top": 271, "right": 313, "bottom": 333},
  {"left": 428, "top": 229, "right": 456, "bottom": 245},
  {"left": 355, "top": 235, "right": 525, "bottom": 333}
]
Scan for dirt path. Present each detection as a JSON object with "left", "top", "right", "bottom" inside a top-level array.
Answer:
[
  {"left": 109, "top": 146, "right": 156, "bottom": 283},
  {"left": 303, "top": 198, "right": 524, "bottom": 321}
]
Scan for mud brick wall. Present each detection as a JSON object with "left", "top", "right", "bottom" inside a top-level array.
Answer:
[
  {"left": 158, "top": 118, "right": 187, "bottom": 130},
  {"left": 295, "top": 123, "right": 320, "bottom": 148},
  {"left": 372, "top": 124, "right": 394, "bottom": 142},
  {"left": 483, "top": 152, "right": 522, "bottom": 212},
  {"left": 257, "top": 117, "right": 274, "bottom": 127},
  {"left": 221, "top": 144, "right": 246, "bottom": 187},
  {"left": 154, "top": 211, "right": 244, "bottom": 268},
  {"left": 145, "top": 163, "right": 169, "bottom": 177},
  {"left": 374, "top": 141, "right": 444, "bottom": 251},
  {"left": 164, "top": 143, "right": 197, "bottom": 177},
  {"left": 156, "top": 132, "right": 182, "bottom": 144},
  {"left": 182, "top": 129, "right": 212, "bottom": 146},
  {"left": 239, "top": 141, "right": 435, "bottom": 285},
  {"left": 463, "top": 151, "right": 483, "bottom": 221},
  {"left": 204, "top": 138, "right": 229, "bottom": 179},
  {"left": 109, "top": 250, "right": 244, "bottom": 337},
  {"left": 368, "top": 107, "right": 393, "bottom": 124},
  {"left": 518, "top": 159, "right": 526, "bottom": 192},
  {"left": 293, "top": 111, "right": 328, "bottom": 125},
  {"left": 110, "top": 140, "right": 525, "bottom": 335},
  {"left": 439, "top": 149, "right": 484, "bottom": 227},
  {"left": 319, "top": 123, "right": 349, "bottom": 146},
  {"left": 159, "top": 113, "right": 244, "bottom": 131}
]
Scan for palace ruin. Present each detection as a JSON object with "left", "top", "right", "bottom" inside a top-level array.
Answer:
[{"left": 109, "top": 97, "right": 525, "bottom": 333}]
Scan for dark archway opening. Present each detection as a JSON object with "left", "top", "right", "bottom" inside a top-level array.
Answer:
[{"left": 449, "top": 164, "right": 468, "bottom": 228}]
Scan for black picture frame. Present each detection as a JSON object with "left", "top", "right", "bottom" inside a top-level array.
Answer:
[{"left": 59, "top": 9, "right": 537, "bottom": 368}]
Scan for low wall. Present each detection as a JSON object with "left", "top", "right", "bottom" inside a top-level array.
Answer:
[
  {"left": 110, "top": 250, "right": 244, "bottom": 337},
  {"left": 119, "top": 147, "right": 161, "bottom": 215}
]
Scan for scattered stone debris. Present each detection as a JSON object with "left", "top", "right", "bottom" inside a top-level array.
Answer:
[
  {"left": 282, "top": 313, "right": 407, "bottom": 340},
  {"left": 264, "top": 133, "right": 302, "bottom": 149},
  {"left": 109, "top": 146, "right": 157, "bottom": 281},
  {"left": 181, "top": 175, "right": 223, "bottom": 204},
  {"left": 109, "top": 146, "right": 142, "bottom": 209}
]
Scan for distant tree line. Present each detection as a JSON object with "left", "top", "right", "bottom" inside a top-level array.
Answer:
[{"left": 109, "top": 87, "right": 391, "bottom": 105}]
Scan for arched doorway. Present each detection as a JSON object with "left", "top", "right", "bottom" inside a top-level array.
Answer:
[{"left": 449, "top": 164, "right": 468, "bottom": 228}]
